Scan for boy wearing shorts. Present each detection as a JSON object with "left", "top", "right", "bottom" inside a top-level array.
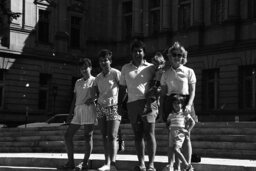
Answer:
[{"left": 93, "top": 49, "right": 121, "bottom": 171}]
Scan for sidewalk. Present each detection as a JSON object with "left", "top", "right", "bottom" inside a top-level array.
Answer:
[{"left": 0, "top": 153, "right": 256, "bottom": 171}]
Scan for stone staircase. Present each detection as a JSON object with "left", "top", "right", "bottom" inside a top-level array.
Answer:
[{"left": 0, "top": 122, "right": 256, "bottom": 170}]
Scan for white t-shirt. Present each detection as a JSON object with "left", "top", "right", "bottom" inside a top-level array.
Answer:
[
  {"left": 120, "top": 61, "right": 155, "bottom": 103},
  {"left": 160, "top": 65, "right": 196, "bottom": 96},
  {"left": 94, "top": 68, "right": 121, "bottom": 107},
  {"left": 74, "top": 76, "right": 95, "bottom": 106}
]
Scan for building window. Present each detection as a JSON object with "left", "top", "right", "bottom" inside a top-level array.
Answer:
[
  {"left": 122, "top": 0, "right": 133, "bottom": 39},
  {"left": 38, "top": 9, "right": 50, "bottom": 43},
  {"left": 178, "top": 0, "right": 191, "bottom": 30},
  {"left": 0, "top": 70, "right": 4, "bottom": 108},
  {"left": 211, "top": 0, "right": 225, "bottom": 24},
  {"left": 70, "top": 16, "right": 81, "bottom": 48},
  {"left": 1, "top": 36, "right": 9, "bottom": 47},
  {"left": 239, "top": 65, "right": 256, "bottom": 109},
  {"left": 38, "top": 73, "right": 52, "bottom": 110},
  {"left": 248, "top": 0, "right": 256, "bottom": 19},
  {"left": 149, "top": 0, "right": 160, "bottom": 35},
  {"left": 202, "top": 69, "right": 219, "bottom": 110}
]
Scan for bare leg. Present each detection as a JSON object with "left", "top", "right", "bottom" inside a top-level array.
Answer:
[
  {"left": 107, "top": 119, "right": 120, "bottom": 164},
  {"left": 181, "top": 136, "right": 192, "bottom": 170},
  {"left": 174, "top": 146, "right": 189, "bottom": 168},
  {"left": 131, "top": 122, "right": 146, "bottom": 168},
  {"left": 173, "top": 155, "right": 180, "bottom": 171},
  {"left": 64, "top": 124, "right": 81, "bottom": 166},
  {"left": 143, "top": 121, "right": 156, "bottom": 169},
  {"left": 98, "top": 117, "right": 110, "bottom": 166},
  {"left": 82, "top": 124, "right": 95, "bottom": 165}
]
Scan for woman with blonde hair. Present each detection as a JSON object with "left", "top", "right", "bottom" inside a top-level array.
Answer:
[{"left": 160, "top": 42, "right": 198, "bottom": 171}]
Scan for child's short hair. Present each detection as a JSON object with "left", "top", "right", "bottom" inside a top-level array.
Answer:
[
  {"left": 79, "top": 58, "right": 92, "bottom": 67},
  {"left": 97, "top": 49, "right": 112, "bottom": 61},
  {"left": 152, "top": 52, "right": 165, "bottom": 66},
  {"left": 130, "top": 39, "right": 146, "bottom": 53},
  {"left": 171, "top": 94, "right": 186, "bottom": 106}
]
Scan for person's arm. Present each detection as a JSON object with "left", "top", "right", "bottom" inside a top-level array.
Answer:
[
  {"left": 186, "top": 116, "right": 195, "bottom": 137},
  {"left": 159, "top": 84, "right": 167, "bottom": 122},
  {"left": 185, "top": 83, "right": 196, "bottom": 113},
  {"left": 85, "top": 86, "right": 98, "bottom": 105},
  {"left": 67, "top": 93, "right": 76, "bottom": 123},
  {"left": 118, "top": 85, "right": 127, "bottom": 116}
]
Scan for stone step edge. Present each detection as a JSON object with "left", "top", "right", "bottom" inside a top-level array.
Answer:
[{"left": 0, "top": 153, "right": 256, "bottom": 167}]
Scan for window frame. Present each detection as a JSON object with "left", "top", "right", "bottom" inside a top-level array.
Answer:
[
  {"left": 38, "top": 73, "right": 52, "bottom": 111},
  {"left": 70, "top": 15, "right": 82, "bottom": 49},
  {"left": 37, "top": 9, "right": 50, "bottom": 44},
  {"left": 202, "top": 68, "right": 220, "bottom": 110},
  {"left": 149, "top": 0, "right": 160, "bottom": 35},
  {"left": 178, "top": 0, "right": 191, "bottom": 30},
  {"left": 122, "top": 0, "right": 133, "bottom": 40},
  {"left": 210, "top": 0, "right": 225, "bottom": 24},
  {"left": 239, "top": 65, "right": 256, "bottom": 109}
]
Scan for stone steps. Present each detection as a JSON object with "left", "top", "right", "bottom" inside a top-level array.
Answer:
[{"left": 0, "top": 122, "right": 256, "bottom": 159}]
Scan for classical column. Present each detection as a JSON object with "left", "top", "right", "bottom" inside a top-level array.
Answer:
[
  {"left": 228, "top": 0, "right": 239, "bottom": 19},
  {"left": 161, "top": 0, "right": 171, "bottom": 30},
  {"left": 133, "top": 0, "right": 143, "bottom": 37},
  {"left": 192, "top": 0, "right": 203, "bottom": 26}
]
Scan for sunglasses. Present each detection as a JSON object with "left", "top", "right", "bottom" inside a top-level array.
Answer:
[
  {"left": 171, "top": 53, "right": 183, "bottom": 58},
  {"left": 167, "top": 53, "right": 183, "bottom": 58}
]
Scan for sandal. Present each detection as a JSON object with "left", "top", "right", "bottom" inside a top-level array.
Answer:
[
  {"left": 75, "top": 162, "right": 89, "bottom": 171},
  {"left": 147, "top": 166, "right": 156, "bottom": 171},
  {"left": 186, "top": 164, "right": 194, "bottom": 171},
  {"left": 134, "top": 165, "right": 146, "bottom": 171}
]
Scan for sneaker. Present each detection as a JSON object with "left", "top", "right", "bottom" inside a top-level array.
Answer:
[{"left": 98, "top": 165, "right": 110, "bottom": 171}]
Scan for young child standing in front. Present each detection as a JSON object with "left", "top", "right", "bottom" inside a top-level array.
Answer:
[
  {"left": 165, "top": 95, "right": 195, "bottom": 171},
  {"left": 143, "top": 52, "right": 165, "bottom": 117}
]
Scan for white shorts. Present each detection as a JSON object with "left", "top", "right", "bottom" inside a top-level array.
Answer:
[{"left": 71, "top": 104, "right": 97, "bottom": 125}]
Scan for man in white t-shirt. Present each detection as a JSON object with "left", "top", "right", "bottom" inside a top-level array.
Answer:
[{"left": 119, "top": 39, "right": 157, "bottom": 171}]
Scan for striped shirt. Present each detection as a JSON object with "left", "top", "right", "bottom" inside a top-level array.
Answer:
[{"left": 167, "top": 111, "right": 191, "bottom": 128}]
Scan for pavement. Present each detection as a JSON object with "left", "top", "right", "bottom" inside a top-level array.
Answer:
[{"left": 0, "top": 153, "right": 256, "bottom": 171}]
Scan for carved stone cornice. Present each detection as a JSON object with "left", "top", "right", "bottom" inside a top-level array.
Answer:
[{"left": 34, "top": 0, "right": 56, "bottom": 7}]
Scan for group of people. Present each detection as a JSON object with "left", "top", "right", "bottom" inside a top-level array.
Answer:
[{"left": 60, "top": 39, "right": 198, "bottom": 171}]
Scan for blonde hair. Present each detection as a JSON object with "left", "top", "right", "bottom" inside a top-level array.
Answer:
[
  {"left": 168, "top": 42, "right": 188, "bottom": 65},
  {"left": 151, "top": 52, "right": 166, "bottom": 66}
]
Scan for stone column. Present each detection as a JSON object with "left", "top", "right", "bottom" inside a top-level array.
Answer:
[
  {"left": 228, "top": 0, "right": 239, "bottom": 19},
  {"left": 192, "top": 0, "right": 203, "bottom": 26},
  {"left": 161, "top": 0, "right": 171, "bottom": 30},
  {"left": 133, "top": 0, "right": 142, "bottom": 37}
]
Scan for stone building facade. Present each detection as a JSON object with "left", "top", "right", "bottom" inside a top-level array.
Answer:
[
  {"left": 1, "top": 0, "right": 256, "bottom": 125},
  {"left": 85, "top": 0, "right": 256, "bottom": 121},
  {"left": 0, "top": 0, "right": 88, "bottom": 126}
]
